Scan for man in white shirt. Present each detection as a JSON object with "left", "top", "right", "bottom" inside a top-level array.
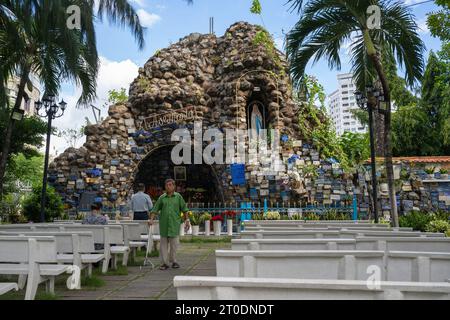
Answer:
[{"left": 130, "top": 183, "right": 153, "bottom": 220}]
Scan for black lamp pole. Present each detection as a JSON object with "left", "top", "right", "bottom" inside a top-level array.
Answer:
[
  {"left": 355, "top": 86, "right": 384, "bottom": 223},
  {"left": 35, "top": 96, "right": 67, "bottom": 222}
]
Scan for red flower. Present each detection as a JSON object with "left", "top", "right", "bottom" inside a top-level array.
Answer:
[
  {"left": 211, "top": 215, "right": 223, "bottom": 222},
  {"left": 222, "top": 210, "right": 237, "bottom": 220}
]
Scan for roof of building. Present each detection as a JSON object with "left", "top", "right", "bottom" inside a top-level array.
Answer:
[{"left": 367, "top": 156, "right": 450, "bottom": 164}]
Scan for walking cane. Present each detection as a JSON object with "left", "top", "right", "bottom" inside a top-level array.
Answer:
[{"left": 141, "top": 223, "right": 155, "bottom": 270}]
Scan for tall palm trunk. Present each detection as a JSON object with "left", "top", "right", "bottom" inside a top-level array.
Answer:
[
  {"left": 0, "top": 66, "right": 30, "bottom": 200},
  {"left": 364, "top": 30, "right": 399, "bottom": 227},
  {"left": 370, "top": 56, "right": 399, "bottom": 227}
]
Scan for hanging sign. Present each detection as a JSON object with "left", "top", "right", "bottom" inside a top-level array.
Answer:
[{"left": 231, "top": 164, "right": 246, "bottom": 186}]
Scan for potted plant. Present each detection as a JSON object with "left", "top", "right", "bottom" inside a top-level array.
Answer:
[
  {"left": 223, "top": 210, "right": 237, "bottom": 236},
  {"left": 439, "top": 168, "right": 448, "bottom": 180},
  {"left": 200, "top": 212, "right": 212, "bottom": 236},
  {"left": 189, "top": 212, "right": 201, "bottom": 236},
  {"left": 425, "top": 167, "right": 435, "bottom": 179},
  {"left": 211, "top": 214, "right": 223, "bottom": 236}
]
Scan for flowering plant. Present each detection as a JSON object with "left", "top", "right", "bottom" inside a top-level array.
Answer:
[
  {"left": 199, "top": 212, "right": 212, "bottom": 224},
  {"left": 222, "top": 210, "right": 237, "bottom": 220},
  {"left": 211, "top": 214, "right": 224, "bottom": 222},
  {"left": 185, "top": 211, "right": 201, "bottom": 226},
  {"left": 266, "top": 211, "right": 281, "bottom": 220}
]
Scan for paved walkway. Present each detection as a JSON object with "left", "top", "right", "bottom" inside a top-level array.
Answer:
[{"left": 56, "top": 241, "right": 230, "bottom": 300}]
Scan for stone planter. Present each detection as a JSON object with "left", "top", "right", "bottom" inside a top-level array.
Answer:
[
  {"left": 204, "top": 220, "right": 211, "bottom": 237},
  {"left": 213, "top": 221, "right": 222, "bottom": 236},
  {"left": 192, "top": 225, "right": 200, "bottom": 236},
  {"left": 180, "top": 222, "right": 186, "bottom": 236},
  {"left": 442, "top": 174, "right": 449, "bottom": 180},
  {"left": 227, "top": 219, "right": 233, "bottom": 236}
]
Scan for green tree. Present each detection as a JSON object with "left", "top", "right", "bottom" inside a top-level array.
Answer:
[
  {"left": 108, "top": 88, "right": 128, "bottom": 104},
  {"left": 250, "top": 0, "right": 262, "bottom": 14},
  {"left": 22, "top": 185, "right": 64, "bottom": 222},
  {"left": 286, "top": 0, "right": 425, "bottom": 227},
  {"left": 4, "top": 153, "right": 44, "bottom": 192},
  {"left": 0, "top": 0, "right": 150, "bottom": 198},
  {"left": 339, "top": 132, "right": 370, "bottom": 167},
  {"left": 418, "top": 51, "right": 450, "bottom": 154},
  {"left": 57, "top": 128, "right": 85, "bottom": 148}
]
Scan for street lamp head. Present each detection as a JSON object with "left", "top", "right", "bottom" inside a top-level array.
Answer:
[
  {"left": 59, "top": 99, "right": 67, "bottom": 112},
  {"left": 354, "top": 91, "right": 363, "bottom": 101},
  {"left": 35, "top": 100, "right": 42, "bottom": 111}
]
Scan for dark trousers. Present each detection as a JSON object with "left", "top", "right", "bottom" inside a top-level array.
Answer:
[{"left": 134, "top": 211, "right": 149, "bottom": 220}]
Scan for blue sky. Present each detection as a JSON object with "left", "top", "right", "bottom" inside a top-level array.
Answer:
[{"left": 52, "top": 0, "right": 443, "bottom": 155}]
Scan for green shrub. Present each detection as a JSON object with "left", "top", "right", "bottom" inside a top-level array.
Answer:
[
  {"left": 399, "top": 211, "right": 435, "bottom": 232},
  {"left": 22, "top": 185, "right": 64, "bottom": 222},
  {"left": 304, "top": 213, "right": 320, "bottom": 221},
  {"left": 425, "top": 220, "right": 450, "bottom": 234}
]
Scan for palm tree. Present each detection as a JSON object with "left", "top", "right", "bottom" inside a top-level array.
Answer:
[
  {"left": 0, "top": 0, "right": 147, "bottom": 198},
  {"left": 286, "top": 0, "right": 425, "bottom": 226}
]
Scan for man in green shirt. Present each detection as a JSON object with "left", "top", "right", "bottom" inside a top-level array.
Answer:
[{"left": 149, "top": 179, "right": 190, "bottom": 270}]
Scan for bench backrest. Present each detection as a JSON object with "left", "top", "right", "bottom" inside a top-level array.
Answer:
[
  {"left": 174, "top": 276, "right": 450, "bottom": 300},
  {"left": 240, "top": 230, "right": 341, "bottom": 239},
  {"left": 0, "top": 236, "right": 57, "bottom": 263},
  {"left": 232, "top": 237, "right": 450, "bottom": 253},
  {"left": 61, "top": 225, "right": 124, "bottom": 245},
  {"left": 244, "top": 226, "right": 413, "bottom": 232},
  {"left": 339, "top": 230, "right": 445, "bottom": 238},
  {"left": 232, "top": 239, "right": 357, "bottom": 251},
  {"left": 0, "top": 231, "right": 95, "bottom": 253}
]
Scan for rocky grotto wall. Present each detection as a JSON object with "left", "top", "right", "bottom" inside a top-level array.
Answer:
[{"left": 47, "top": 22, "right": 361, "bottom": 212}]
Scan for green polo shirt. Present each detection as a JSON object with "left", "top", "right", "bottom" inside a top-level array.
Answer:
[{"left": 151, "top": 192, "right": 189, "bottom": 237}]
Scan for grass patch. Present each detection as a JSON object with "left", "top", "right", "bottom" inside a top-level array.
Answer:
[
  {"left": 135, "top": 249, "right": 159, "bottom": 258},
  {"left": 180, "top": 236, "right": 232, "bottom": 244},
  {"left": 35, "top": 292, "right": 59, "bottom": 300},
  {"left": 81, "top": 275, "right": 105, "bottom": 288},
  {"left": 94, "top": 265, "right": 128, "bottom": 276}
]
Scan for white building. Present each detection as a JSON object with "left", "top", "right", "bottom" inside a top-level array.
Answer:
[
  {"left": 6, "top": 73, "right": 41, "bottom": 116},
  {"left": 327, "top": 73, "right": 366, "bottom": 136}
]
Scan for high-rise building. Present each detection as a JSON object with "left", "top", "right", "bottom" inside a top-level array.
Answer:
[
  {"left": 6, "top": 73, "right": 41, "bottom": 116},
  {"left": 327, "top": 73, "right": 366, "bottom": 136}
]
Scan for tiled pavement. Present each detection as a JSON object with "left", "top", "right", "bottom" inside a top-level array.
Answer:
[{"left": 57, "top": 241, "right": 230, "bottom": 300}]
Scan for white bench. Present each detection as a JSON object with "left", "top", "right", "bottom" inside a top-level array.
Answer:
[
  {"left": 240, "top": 230, "right": 444, "bottom": 240},
  {"left": 232, "top": 239, "right": 358, "bottom": 251},
  {"left": 244, "top": 221, "right": 388, "bottom": 228},
  {"left": 0, "top": 231, "right": 104, "bottom": 277},
  {"left": 215, "top": 250, "right": 450, "bottom": 283},
  {"left": 240, "top": 230, "right": 342, "bottom": 239},
  {"left": 0, "top": 283, "right": 18, "bottom": 296},
  {"left": 0, "top": 236, "right": 70, "bottom": 300},
  {"left": 60, "top": 225, "right": 130, "bottom": 271},
  {"left": 174, "top": 276, "right": 450, "bottom": 300},
  {"left": 244, "top": 226, "right": 413, "bottom": 232},
  {"left": 232, "top": 237, "right": 450, "bottom": 253}
]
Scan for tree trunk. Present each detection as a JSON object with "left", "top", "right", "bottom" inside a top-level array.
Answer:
[
  {"left": 0, "top": 66, "right": 30, "bottom": 200},
  {"left": 369, "top": 54, "right": 399, "bottom": 227}
]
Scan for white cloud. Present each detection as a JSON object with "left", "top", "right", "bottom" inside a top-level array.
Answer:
[
  {"left": 50, "top": 56, "right": 139, "bottom": 156},
  {"left": 274, "top": 38, "right": 285, "bottom": 52},
  {"left": 417, "top": 18, "right": 430, "bottom": 34},
  {"left": 130, "top": 0, "right": 147, "bottom": 7},
  {"left": 137, "top": 9, "right": 161, "bottom": 28}
]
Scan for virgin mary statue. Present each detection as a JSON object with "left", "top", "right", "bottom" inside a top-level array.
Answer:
[{"left": 250, "top": 103, "right": 264, "bottom": 140}]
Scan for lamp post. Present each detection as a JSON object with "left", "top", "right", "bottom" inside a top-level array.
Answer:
[
  {"left": 35, "top": 96, "right": 67, "bottom": 222},
  {"left": 354, "top": 86, "right": 385, "bottom": 223}
]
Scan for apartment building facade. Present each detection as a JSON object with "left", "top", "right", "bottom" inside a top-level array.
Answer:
[{"left": 327, "top": 73, "right": 366, "bottom": 136}]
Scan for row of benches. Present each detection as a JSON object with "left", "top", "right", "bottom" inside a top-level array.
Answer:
[
  {"left": 174, "top": 221, "right": 450, "bottom": 300},
  {"left": 0, "top": 221, "right": 159, "bottom": 300}
]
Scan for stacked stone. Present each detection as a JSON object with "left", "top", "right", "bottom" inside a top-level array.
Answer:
[{"left": 49, "top": 22, "right": 356, "bottom": 211}]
